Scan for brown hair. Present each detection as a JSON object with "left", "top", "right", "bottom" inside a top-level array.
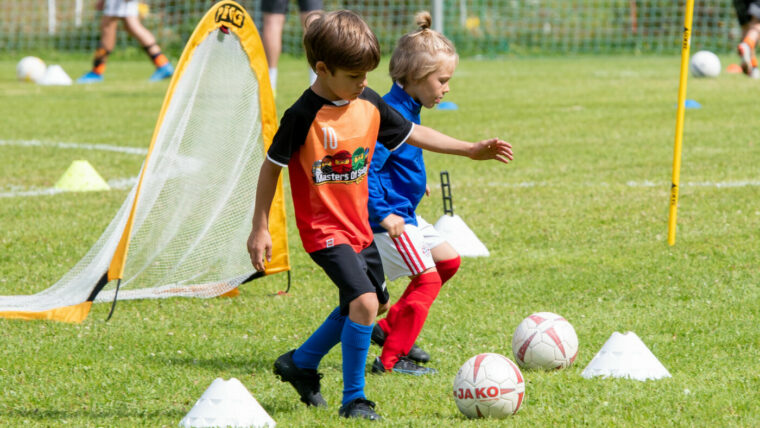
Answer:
[
  {"left": 303, "top": 10, "right": 381, "bottom": 73},
  {"left": 389, "top": 11, "right": 458, "bottom": 85}
]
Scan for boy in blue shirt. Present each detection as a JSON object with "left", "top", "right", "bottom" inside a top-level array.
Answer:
[{"left": 368, "top": 12, "right": 506, "bottom": 375}]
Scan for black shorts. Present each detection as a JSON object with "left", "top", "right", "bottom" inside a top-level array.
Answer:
[
  {"left": 261, "top": 0, "right": 322, "bottom": 14},
  {"left": 734, "top": 0, "right": 760, "bottom": 26},
  {"left": 309, "top": 242, "right": 389, "bottom": 315}
]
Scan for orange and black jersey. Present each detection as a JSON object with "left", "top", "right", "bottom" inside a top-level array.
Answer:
[{"left": 267, "top": 87, "right": 414, "bottom": 253}]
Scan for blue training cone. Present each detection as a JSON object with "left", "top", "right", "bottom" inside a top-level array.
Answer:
[
  {"left": 437, "top": 101, "right": 458, "bottom": 110},
  {"left": 674, "top": 99, "right": 701, "bottom": 109}
]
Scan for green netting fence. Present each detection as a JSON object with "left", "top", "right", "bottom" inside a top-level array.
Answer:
[{"left": 0, "top": 1, "right": 743, "bottom": 57}]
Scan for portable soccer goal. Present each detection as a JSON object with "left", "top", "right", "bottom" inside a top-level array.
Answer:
[{"left": 0, "top": 1, "right": 289, "bottom": 323}]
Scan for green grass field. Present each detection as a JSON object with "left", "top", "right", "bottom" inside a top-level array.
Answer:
[{"left": 1, "top": 54, "right": 759, "bottom": 427}]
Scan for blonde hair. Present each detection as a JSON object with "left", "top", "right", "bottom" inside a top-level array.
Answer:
[
  {"left": 389, "top": 11, "right": 458, "bottom": 85},
  {"left": 303, "top": 10, "right": 381, "bottom": 73}
]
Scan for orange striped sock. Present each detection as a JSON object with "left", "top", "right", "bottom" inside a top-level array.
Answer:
[
  {"left": 743, "top": 37, "right": 758, "bottom": 67},
  {"left": 92, "top": 46, "right": 110, "bottom": 75},
  {"left": 152, "top": 53, "right": 169, "bottom": 68}
]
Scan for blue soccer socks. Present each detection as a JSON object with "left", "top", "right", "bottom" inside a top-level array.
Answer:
[
  {"left": 288, "top": 307, "right": 374, "bottom": 406},
  {"left": 341, "top": 319, "right": 373, "bottom": 405},
  {"left": 293, "top": 306, "right": 345, "bottom": 370}
]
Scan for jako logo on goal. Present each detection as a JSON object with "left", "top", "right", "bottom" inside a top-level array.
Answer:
[{"left": 215, "top": 4, "right": 245, "bottom": 28}]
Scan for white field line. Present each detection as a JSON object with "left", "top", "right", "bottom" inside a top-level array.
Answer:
[
  {"left": 0, "top": 139, "right": 148, "bottom": 155},
  {"left": 625, "top": 180, "right": 760, "bottom": 188},
  {"left": 0, "top": 139, "right": 142, "bottom": 198},
  {"left": 3, "top": 139, "right": 759, "bottom": 197},
  {"left": 0, "top": 177, "right": 138, "bottom": 198},
  {"left": 481, "top": 180, "right": 760, "bottom": 189},
  {"left": 4, "top": 179, "right": 759, "bottom": 199}
]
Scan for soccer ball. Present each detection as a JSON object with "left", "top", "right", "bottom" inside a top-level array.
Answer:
[
  {"left": 16, "top": 56, "right": 46, "bottom": 83},
  {"left": 512, "top": 312, "right": 578, "bottom": 370},
  {"left": 452, "top": 353, "right": 525, "bottom": 418},
  {"left": 689, "top": 50, "right": 721, "bottom": 78}
]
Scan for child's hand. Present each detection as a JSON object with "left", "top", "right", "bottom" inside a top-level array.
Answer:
[
  {"left": 247, "top": 228, "right": 272, "bottom": 272},
  {"left": 377, "top": 301, "right": 390, "bottom": 316},
  {"left": 469, "top": 138, "right": 513, "bottom": 164},
  {"left": 380, "top": 213, "right": 406, "bottom": 238},
  {"left": 425, "top": 184, "right": 431, "bottom": 196}
]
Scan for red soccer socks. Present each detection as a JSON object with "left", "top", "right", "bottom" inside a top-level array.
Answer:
[{"left": 379, "top": 271, "right": 442, "bottom": 369}]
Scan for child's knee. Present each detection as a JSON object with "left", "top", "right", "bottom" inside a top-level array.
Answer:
[
  {"left": 436, "top": 256, "right": 461, "bottom": 285},
  {"left": 348, "top": 292, "right": 379, "bottom": 325}
]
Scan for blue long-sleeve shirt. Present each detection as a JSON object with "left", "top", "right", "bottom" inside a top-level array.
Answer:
[{"left": 368, "top": 83, "right": 427, "bottom": 233}]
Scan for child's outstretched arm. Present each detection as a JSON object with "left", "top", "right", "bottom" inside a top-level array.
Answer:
[
  {"left": 407, "top": 124, "right": 513, "bottom": 164},
  {"left": 247, "top": 159, "right": 283, "bottom": 272}
]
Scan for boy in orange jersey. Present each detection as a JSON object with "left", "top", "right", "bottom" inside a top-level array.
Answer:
[
  {"left": 735, "top": 0, "right": 760, "bottom": 78},
  {"left": 77, "top": 0, "right": 173, "bottom": 83},
  {"left": 247, "top": 10, "right": 512, "bottom": 421}
]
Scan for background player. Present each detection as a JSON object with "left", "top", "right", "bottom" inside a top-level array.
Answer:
[
  {"left": 77, "top": 0, "right": 173, "bottom": 83},
  {"left": 734, "top": 0, "right": 760, "bottom": 78},
  {"left": 261, "top": 0, "right": 322, "bottom": 94}
]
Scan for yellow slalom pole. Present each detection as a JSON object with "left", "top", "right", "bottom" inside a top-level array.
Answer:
[{"left": 667, "top": 0, "right": 695, "bottom": 246}]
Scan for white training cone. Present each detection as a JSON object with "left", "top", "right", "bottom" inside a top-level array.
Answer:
[
  {"left": 434, "top": 214, "right": 490, "bottom": 257},
  {"left": 581, "top": 331, "right": 671, "bottom": 381},
  {"left": 38, "top": 64, "right": 73, "bottom": 86},
  {"left": 179, "top": 378, "right": 275, "bottom": 428},
  {"left": 54, "top": 160, "right": 110, "bottom": 192}
]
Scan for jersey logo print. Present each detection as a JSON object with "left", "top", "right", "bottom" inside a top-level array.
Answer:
[{"left": 311, "top": 127, "right": 371, "bottom": 186}]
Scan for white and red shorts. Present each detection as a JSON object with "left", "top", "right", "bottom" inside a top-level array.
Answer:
[{"left": 373, "top": 216, "right": 446, "bottom": 281}]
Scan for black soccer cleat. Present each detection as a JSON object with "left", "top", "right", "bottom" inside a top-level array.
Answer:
[
  {"left": 407, "top": 343, "right": 431, "bottom": 364},
  {"left": 339, "top": 397, "right": 382, "bottom": 421},
  {"left": 273, "top": 349, "right": 327, "bottom": 407},
  {"left": 371, "top": 324, "right": 431, "bottom": 363},
  {"left": 371, "top": 356, "right": 437, "bottom": 376},
  {"left": 370, "top": 323, "right": 386, "bottom": 346}
]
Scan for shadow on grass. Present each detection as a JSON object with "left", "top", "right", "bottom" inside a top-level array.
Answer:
[
  {"left": 0, "top": 407, "right": 185, "bottom": 421},
  {"left": 161, "top": 354, "right": 258, "bottom": 372},
  {"left": 161, "top": 354, "right": 343, "bottom": 375}
]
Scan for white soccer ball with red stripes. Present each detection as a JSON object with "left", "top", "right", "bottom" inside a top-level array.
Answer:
[
  {"left": 512, "top": 312, "right": 579, "bottom": 370},
  {"left": 452, "top": 353, "right": 525, "bottom": 418}
]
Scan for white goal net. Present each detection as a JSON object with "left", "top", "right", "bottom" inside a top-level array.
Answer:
[{"left": 0, "top": 27, "right": 269, "bottom": 315}]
